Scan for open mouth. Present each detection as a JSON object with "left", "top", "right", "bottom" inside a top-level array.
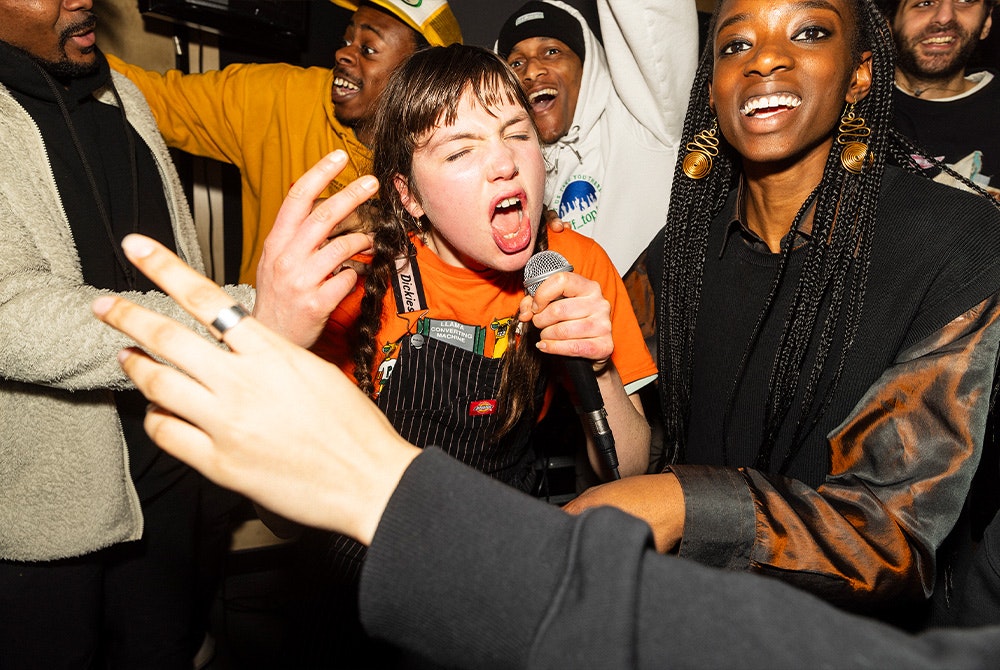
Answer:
[
  {"left": 740, "top": 93, "right": 802, "bottom": 118},
  {"left": 528, "top": 88, "right": 558, "bottom": 113},
  {"left": 333, "top": 75, "right": 361, "bottom": 98},
  {"left": 921, "top": 34, "right": 956, "bottom": 47},
  {"left": 491, "top": 195, "right": 531, "bottom": 254}
]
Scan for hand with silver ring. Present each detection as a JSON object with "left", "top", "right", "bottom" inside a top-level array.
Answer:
[
  {"left": 211, "top": 304, "right": 250, "bottom": 340},
  {"left": 91, "top": 233, "right": 419, "bottom": 545}
]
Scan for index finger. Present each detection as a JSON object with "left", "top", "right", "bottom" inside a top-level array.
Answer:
[
  {"left": 268, "top": 151, "right": 379, "bottom": 249},
  {"left": 118, "top": 234, "right": 270, "bottom": 353}
]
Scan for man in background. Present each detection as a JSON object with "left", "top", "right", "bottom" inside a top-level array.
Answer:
[
  {"left": 110, "top": 0, "right": 462, "bottom": 284},
  {"left": 496, "top": 0, "right": 698, "bottom": 275},
  {"left": 0, "top": 0, "right": 255, "bottom": 666},
  {"left": 881, "top": 0, "right": 999, "bottom": 196}
]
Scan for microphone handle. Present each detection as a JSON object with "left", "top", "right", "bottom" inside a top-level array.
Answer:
[{"left": 563, "top": 356, "right": 621, "bottom": 480}]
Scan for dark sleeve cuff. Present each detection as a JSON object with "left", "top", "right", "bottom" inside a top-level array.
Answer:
[{"left": 670, "top": 464, "right": 756, "bottom": 570}]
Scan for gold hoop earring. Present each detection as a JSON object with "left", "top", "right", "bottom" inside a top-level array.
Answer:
[
  {"left": 837, "top": 102, "right": 872, "bottom": 175},
  {"left": 682, "top": 120, "right": 719, "bottom": 180}
]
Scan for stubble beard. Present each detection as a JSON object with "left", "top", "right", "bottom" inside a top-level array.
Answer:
[
  {"left": 896, "top": 20, "right": 982, "bottom": 81},
  {"left": 42, "top": 13, "right": 100, "bottom": 79}
]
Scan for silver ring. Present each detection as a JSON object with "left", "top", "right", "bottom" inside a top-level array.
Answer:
[{"left": 211, "top": 304, "right": 249, "bottom": 339}]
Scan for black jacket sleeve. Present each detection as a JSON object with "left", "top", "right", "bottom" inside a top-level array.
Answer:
[{"left": 359, "top": 448, "right": 1000, "bottom": 670}]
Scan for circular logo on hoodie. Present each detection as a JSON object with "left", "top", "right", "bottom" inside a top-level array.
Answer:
[{"left": 557, "top": 177, "right": 601, "bottom": 232}]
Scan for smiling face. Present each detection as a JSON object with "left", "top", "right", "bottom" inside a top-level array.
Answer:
[
  {"left": 892, "top": 0, "right": 992, "bottom": 81},
  {"left": 394, "top": 88, "right": 546, "bottom": 273},
  {"left": 331, "top": 5, "right": 419, "bottom": 143},
  {"left": 505, "top": 37, "right": 583, "bottom": 145},
  {"left": 0, "top": 0, "right": 99, "bottom": 77},
  {"left": 709, "top": 0, "right": 872, "bottom": 174}
]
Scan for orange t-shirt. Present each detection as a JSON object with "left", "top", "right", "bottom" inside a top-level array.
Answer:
[{"left": 315, "top": 230, "right": 657, "bottom": 400}]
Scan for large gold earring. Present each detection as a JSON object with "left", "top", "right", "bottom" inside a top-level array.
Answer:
[
  {"left": 837, "top": 102, "right": 872, "bottom": 175},
  {"left": 682, "top": 120, "right": 719, "bottom": 180}
]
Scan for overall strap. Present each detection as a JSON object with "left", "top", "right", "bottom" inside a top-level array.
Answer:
[{"left": 392, "top": 250, "right": 427, "bottom": 316}]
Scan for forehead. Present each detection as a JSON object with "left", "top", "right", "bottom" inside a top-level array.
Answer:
[
  {"left": 348, "top": 5, "right": 417, "bottom": 44},
  {"left": 715, "top": 0, "right": 855, "bottom": 32},
  {"left": 420, "top": 91, "right": 529, "bottom": 147},
  {"left": 509, "top": 36, "right": 578, "bottom": 58}
]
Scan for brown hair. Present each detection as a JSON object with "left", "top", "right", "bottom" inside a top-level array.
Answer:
[{"left": 354, "top": 44, "right": 547, "bottom": 438}]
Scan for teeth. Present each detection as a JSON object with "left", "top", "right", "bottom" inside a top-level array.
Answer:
[
  {"left": 529, "top": 88, "right": 557, "bottom": 103},
  {"left": 495, "top": 197, "right": 521, "bottom": 210},
  {"left": 924, "top": 36, "right": 954, "bottom": 44},
  {"left": 740, "top": 94, "right": 802, "bottom": 116},
  {"left": 334, "top": 77, "right": 359, "bottom": 92}
]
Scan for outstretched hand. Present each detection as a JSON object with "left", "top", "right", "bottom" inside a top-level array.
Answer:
[
  {"left": 91, "top": 234, "right": 419, "bottom": 546},
  {"left": 253, "top": 150, "right": 378, "bottom": 348}
]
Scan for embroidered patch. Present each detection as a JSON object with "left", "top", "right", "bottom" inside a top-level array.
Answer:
[
  {"left": 468, "top": 399, "right": 498, "bottom": 416},
  {"left": 419, "top": 318, "right": 486, "bottom": 355},
  {"left": 489, "top": 317, "right": 514, "bottom": 358},
  {"left": 557, "top": 176, "right": 602, "bottom": 233}
]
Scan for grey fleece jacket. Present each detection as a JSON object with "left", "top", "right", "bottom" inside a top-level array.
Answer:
[{"left": 0, "top": 71, "right": 254, "bottom": 561}]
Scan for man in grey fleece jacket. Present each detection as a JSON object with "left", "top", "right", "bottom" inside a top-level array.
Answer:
[{"left": 0, "top": 0, "right": 253, "bottom": 666}]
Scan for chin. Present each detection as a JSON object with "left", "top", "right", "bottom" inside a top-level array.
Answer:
[{"left": 537, "top": 123, "right": 569, "bottom": 146}]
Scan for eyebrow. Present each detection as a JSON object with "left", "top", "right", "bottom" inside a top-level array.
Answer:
[
  {"left": 717, "top": 0, "right": 843, "bottom": 33},
  {"left": 350, "top": 20, "right": 385, "bottom": 40},
  {"left": 432, "top": 112, "right": 533, "bottom": 146}
]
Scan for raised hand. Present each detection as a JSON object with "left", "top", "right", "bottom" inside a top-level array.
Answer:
[{"left": 252, "top": 150, "right": 378, "bottom": 348}]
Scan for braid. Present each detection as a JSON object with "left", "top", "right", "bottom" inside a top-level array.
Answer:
[
  {"left": 659, "top": 41, "right": 736, "bottom": 464},
  {"left": 352, "top": 203, "right": 411, "bottom": 396},
  {"left": 494, "top": 226, "right": 549, "bottom": 440},
  {"left": 889, "top": 128, "right": 1000, "bottom": 207},
  {"left": 757, "top": 0, "right": 893, "bottom": 472}
]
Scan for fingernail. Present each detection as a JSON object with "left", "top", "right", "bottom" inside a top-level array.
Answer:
[
  {"left": 328, "top": 150, "right": 347, "bottom": 164},
  {"left": 92, "top": 295, "right": 114, "bottom": 316},
  {"left": 359, "top": 175, "right": 378, "bottom": 191},
  {"left": 122, "top": 234, "right": 154, "bottom": 258}
]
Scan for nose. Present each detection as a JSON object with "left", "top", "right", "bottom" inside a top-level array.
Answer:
[
  {"left": 487, "top": 142, "right": 519, "bottom": 181},
  {"left": 522, "top": 56, "right": 546, "bottom": 83},
  {"left": 336, "top": 42, "right": 358, "bottom": 67},
  {"left": 64, "top": 0, "right": 93, "bottom": 10},
  {"left": 931, "top": 0, "right": 957, "bottom": 25},
  {"left": 744, "top": 40, "right": 792, "bottom": 78}
]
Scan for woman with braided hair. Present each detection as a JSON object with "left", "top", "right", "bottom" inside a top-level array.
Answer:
[{"left": 565, "top": 0, "right": 1000, "bottom": 627}]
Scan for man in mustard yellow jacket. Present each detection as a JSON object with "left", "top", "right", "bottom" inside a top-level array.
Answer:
[{"left": 110, "top": 0, "right": 462, "bottom": 284}]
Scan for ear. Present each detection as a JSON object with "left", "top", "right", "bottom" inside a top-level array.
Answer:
[
  {"left": 707, "top": 81, "right": 715, "bottom": 115},
  {"left": 393, "top": 174, "right": 424, "bottom": 219},
  {"left": 981, "top": 11, "right": 992, "bottom": 40},
  {"left": 846, "top": 51, "right": 873, "bottom": 104}
]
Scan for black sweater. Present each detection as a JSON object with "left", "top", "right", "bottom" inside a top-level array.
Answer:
[{"left": 649, "top": 166, "right": 1000, "bottom": 486}]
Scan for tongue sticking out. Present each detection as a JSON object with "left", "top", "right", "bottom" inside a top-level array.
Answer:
[{"left": 492, "top": 198, "right": 531, "bottom": 254}]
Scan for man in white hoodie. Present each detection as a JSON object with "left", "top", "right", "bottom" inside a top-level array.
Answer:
[{"left": 497, "top": 0, "right": 699, "bottom": 274}]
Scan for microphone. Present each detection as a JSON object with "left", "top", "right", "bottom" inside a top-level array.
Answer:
[{"left": 523, "top": 251, "right": 620, "bottom": 480}]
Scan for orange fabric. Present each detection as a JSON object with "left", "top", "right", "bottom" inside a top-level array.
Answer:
[
  {"left": 107, "top": 55, "right": 371, "bottom": 285},
  {"left": 315, "top": 230, "right": 656, "bottom": 400}
]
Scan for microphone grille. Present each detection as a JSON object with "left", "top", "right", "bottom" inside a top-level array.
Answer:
[{"left": 523, "top": 250, "right": 573, "bottom": 296}]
